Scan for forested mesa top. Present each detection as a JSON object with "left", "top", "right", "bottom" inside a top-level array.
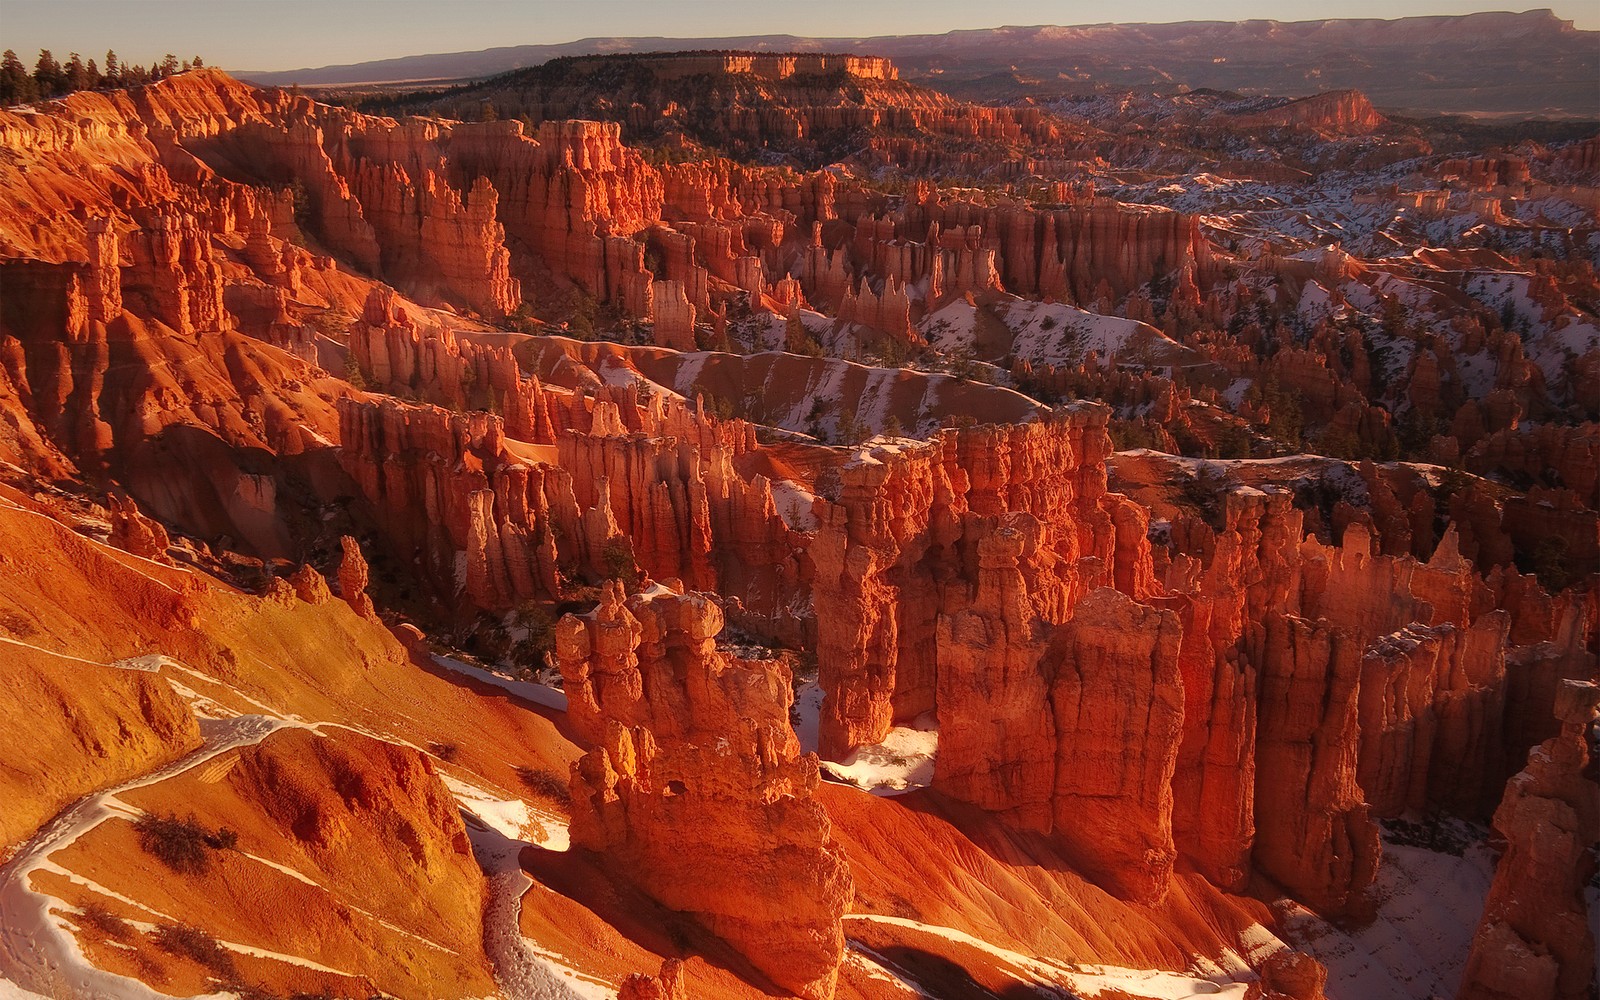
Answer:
[{"left": 0, "top": 48, "right": 208, "bottom": 104}]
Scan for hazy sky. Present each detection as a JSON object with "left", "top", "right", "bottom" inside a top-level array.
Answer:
[{"left": 1, "top": 0, "right": 1593, "bottom": 72}]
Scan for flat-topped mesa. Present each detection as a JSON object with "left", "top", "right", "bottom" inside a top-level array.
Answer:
[
  {"left": 1232, "top": 89, "right": 1385, "bottom": 134},
  {"left": 560, "top": 584, "right": 851, "bottom": 1000},
  {"left": 559, "top": 52, "right": 899, "bottom": 81},
  {"left": 1459, "top": 680, "right": 1600, "bottom": 1000}
]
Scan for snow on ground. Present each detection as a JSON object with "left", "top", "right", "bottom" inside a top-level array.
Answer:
[
  {"left": 431, "top": 654, "right": 568, "bottom": 712},
  {"left": 0, "top": 714, "right": 292, "bottom": 999},
  {"left": 442, "top": 773, "right": 569, "bottom": 853},
  {"left": 819, "top": 722, "right": 939, "bottom": 796},
  {"left": 920, "top": 299, "right": 982, "bottom": 354},
  {"left": 1279, "top": 820, "right": 1496, "bottom": 1000},
  {"left": 1461, "top": 271, "right": 1600, "bottom": 385},
  {"left": 770, "top": 479, "right": 819, "bottom": 531},
  {"left": 792, "top": 680, "right": 825, "bottom": 753},
  {"left": 846, "top": 915, "right": 1255, "bottom": 999},
  {"left": 845, "top": 942, "right": 936, "bottom": 997},
  {"left": 920, "top": 296, "right": 1193, "bottom": 372},
  {"left": 0, "top": 636, "right": 117, "bottom": 668},
  {"left": 464, "top": 819, "right": 605, "bottom": 1000},
  {"left": 1222, "top": 378, "right": 1254, "bottom": 409},
  {"left": 792, "top": 680, "right": 937, "bottom": 795}
]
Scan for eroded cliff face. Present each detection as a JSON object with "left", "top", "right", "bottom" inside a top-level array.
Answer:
[
  {"left": 1047, "top": 588, "right": 1185, "bottom": 904},
  {"left": 1, "top": 62, "right": 1595, "bottom": 1000},
  {"left": 1249, "top": 614, "right": 1381, "bottom": 919},
  {"left": 803, "top": 386, "right": 1594, "bottom": 924},
  {"left": 814, "top": 405, "right": 1120, "bottom": 756},
  {"left": 1459, "top": 680, "right": 1599, "bottom": 1000},
  {"left": 334, "top": 371, "right": 802, "bottom": 629},
  {"left": 559, "top": 583, "right": 852, "bottom": 1000}
]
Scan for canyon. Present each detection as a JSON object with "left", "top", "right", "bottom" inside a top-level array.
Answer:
[{"left": 0, "top": 46, "right": 1595, "bottom": 1000}]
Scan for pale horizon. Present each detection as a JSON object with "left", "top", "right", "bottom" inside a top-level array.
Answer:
[{"left": 0, "top": 0, "right": 1593, "bottom": 76}]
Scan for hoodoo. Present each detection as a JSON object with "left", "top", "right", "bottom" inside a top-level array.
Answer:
[{"left": 0, "top": 17, "right": 1595, "bottom": 1000}]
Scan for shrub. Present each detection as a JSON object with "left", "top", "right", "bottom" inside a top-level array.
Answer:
[
  {"left": 601, "top": 538, "right": 639, "bottom": 586},
  {"left": 135, "top": 813, "right": 211, "bottom": 875},
  {"left": 430, "top": 742, "right": 461, "bottom": 763},
  {"left": 516, "top": 765, "right": 571, "bottom": 806},
  {"left": 154, "top": 922, "right": 236, "bottom": 977},
  {"left": 79, "top": 902, "right": 134, "bottom": 942},
  {"left": 342, "top": 351, "right": 368, "bottom": 390},
  {"left": 135, "top": 813, "right": 235, "bottom": 874}
]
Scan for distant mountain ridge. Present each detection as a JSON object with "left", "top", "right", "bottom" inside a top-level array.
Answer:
[{"left": 236, "top": 9, "right": 1598, "bottom": 118}]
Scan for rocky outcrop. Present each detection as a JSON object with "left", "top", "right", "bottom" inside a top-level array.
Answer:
[
  {"left": 934, "top": 524, "right": 1183, "bottom": 903},
  {"left": 1162, "top": 488, "right": 1301, "bottom": 889},
  {"left": 934, "top": 520, "right": 1056, "bottom": 828},
  {"left": 814, "top": 406, "right": 1120, "bottom": 757},
  {"left": 1458, "top": 680, "right": 1600, "bottom": 1000},
  {"left": 337, "top": 535, "right": 379, "bottom": 621},
  {"left": 107, "top": 494, "right": 173, "bottom": 563},
  {"left": 1234, "top": 90, "right": 1384, "bottom": 133},
  {"left": 1249, "top": 613, "right": 1381, "bottom": 918},
  {"left": 619, "top": 959, "right": 685, "bottom": 1000},
  {"left": 562, "top": 584, "right": 851, "bottom": 1000},
  {"left": 1355, "top": 614, "right": 1515, "bottom": 820},
  {"left": 1047, "top": 588, "right": 1184, "bottom": 904}
]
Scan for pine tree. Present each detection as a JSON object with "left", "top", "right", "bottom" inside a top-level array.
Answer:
[
  {"left": 33, "top": 49, "right": 62, "bottom": 97},
  {"left": 0, "top": 49, "right": 37, "bottom": 104},
  {"left": 85, "top": 58, "right": 100, "bottom": 89},
  {"left": 191, "top": 56, "right": 203, "bottom": 68},
  {"left": 103, "top": 50, "right": 120, "bottom": 85},
  {"left": 65, "top": 53, "right": 88, "bottom": 92},
  {"left": 160, "top": 53, "right": 180, "bottom": 76}
]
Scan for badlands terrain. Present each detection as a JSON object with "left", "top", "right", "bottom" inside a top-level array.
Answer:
[{"left": 0, "top": 42, "right": 1596, "bottom": 1000}]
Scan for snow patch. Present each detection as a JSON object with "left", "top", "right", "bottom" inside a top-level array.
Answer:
[
  {"left": 821, "top": 719, "right": 938, "bottom": 796},
  {"left": 443, "top": 773, "right": 569, "bottom": 853},
  {"left": 464, "top": 819, "right": 600, "bottom": 1000},
  {"left": 771, "top": 479, "right": 819, "bottom": 531},
  {"left": 431, "top": 654, "right": 568, "bottom": 712},
  {"left": 0, "top": 715, "right": 291, "bottom": 998},
  {"left": 845, "top": 915, "right": 1254, "bottom": 999},
  {"left": 1281, "top": 820, "right": 1496, "bottom": 999}
]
